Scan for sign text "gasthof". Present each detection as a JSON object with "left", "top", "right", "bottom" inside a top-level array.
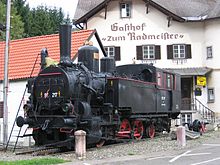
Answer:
[{"left": 111, "top": 23, "right": 146, "bottom": 31}]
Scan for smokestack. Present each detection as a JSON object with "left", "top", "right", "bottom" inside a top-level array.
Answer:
[{"left": 59, "top": 24, "right": 72, "bottom": 66}]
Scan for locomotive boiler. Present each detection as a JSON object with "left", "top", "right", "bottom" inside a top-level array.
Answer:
[{"left": 16, "top": 24, "right": 181, "bottom": 149}]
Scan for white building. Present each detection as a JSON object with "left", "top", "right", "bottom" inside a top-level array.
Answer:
[{"left": 74, "top": 0, "right": 220, "bottom": 124}]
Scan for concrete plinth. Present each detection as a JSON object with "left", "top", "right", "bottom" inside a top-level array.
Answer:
[
  {"left": 176, "top": 126, "right": 186, "bottom": 147},
  {"left": 74, "top": 130, "right": 86, "bottom": 160}
]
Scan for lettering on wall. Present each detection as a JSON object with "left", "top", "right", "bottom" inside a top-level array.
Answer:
[{"left": 101, "top": 23, "right": 184, "bottom": 42}]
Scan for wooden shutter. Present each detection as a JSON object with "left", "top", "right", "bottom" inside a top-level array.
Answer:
[
  {"left": 155, "top": 45, "right": 161, "bottom": 59},
  {"left": 186, "top": 44, "right": 192, "bottom": 59},
  {"left": 167, "top": 45, "right": 173, "bottom": 59},
  {"left": 114, "top": 47, "right": 121, "bottom": 61},
  {"left": 136, "top": 46, "right": 143, "bottom": 60}
]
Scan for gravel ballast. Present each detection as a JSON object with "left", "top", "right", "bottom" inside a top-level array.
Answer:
[{"left": 0, "top": 130, "right": 219, "bottom": 162}]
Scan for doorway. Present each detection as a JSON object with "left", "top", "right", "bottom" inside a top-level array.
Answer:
[{"left": 181, "top": 77, "right": 192, "bottom": 110}]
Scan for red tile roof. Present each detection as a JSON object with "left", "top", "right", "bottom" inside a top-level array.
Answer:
[{"left": 0, "top": 30, "right": 94, "bottom": 80}]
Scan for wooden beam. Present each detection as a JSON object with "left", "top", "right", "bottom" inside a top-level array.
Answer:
[
  {"left": 104, "top": 3, "right": 108, "bottom": 19},
  {"left": 167, "top": 16, "right": 173, "bottom": 27},
  {"left": 145, "top": 0, "right": 150, "bottom": 14}
]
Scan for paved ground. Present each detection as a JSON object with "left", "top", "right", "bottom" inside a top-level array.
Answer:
[{"left": 60, "top": 131, "right": 220, "bottom": 165}]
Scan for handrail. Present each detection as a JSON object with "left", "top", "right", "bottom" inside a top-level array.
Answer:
[{"left": 192, "top": 97, "right": 215, "bottom": 123}]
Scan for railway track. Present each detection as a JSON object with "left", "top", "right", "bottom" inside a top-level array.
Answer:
[{"left": 13, "top": 132, "right": 170, "bottom": 156}]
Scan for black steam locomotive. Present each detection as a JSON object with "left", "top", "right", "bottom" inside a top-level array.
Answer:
[{"left": 16, "top": 25, "right": 181, "bottom": 148}]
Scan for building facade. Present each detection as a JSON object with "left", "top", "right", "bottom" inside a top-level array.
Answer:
[{"left": 74, "top": 0, "right": 220, "bottom": 124}]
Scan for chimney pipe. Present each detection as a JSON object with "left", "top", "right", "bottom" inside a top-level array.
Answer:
[{"left": 59, "top": 24, "right": 72, "bottom": 66}]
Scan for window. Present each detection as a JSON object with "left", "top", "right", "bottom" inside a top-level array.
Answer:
[
  {"left": 120, "top": 2, "right": 131, "bottom": 18},
  {"left": 181, "top": 113, "right": 192, "bottom": 125},
  {"left": 208, "top": 88, "right": 215, "bottom": 102},
  {"left": 167, "top": 44, "right": 191, "bottom": 59},
  {"left": 157, "top": 72, "right": 162, "bottom": 87},
  {"left": 167, "top": 74, "right": 171, "bottom": 89},
  {"left": 104, "top": 46, "right": 121, "bottom": 61},
  {"left": 136, "top": 45, "right": 161, "bottom": 60},
  {"left": 207, "top": 46, "right": 213, "bottom": 59},
  {"left": 105, "top": 47, "right": 115, "bottom": 57},
  {"left": 173, "top": 44, "right": 185, "bottom": 59},
  {"left": 143, "top": 45, "right": 155, "bottom": 59}
]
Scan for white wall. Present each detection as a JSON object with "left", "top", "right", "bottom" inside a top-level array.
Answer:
[
  {"left": 0, "top": 80, "right": 29, "bottom": 144},
  {"left": 85, "top": 0, "right": 220, "bottom": 119},
  {"left": 204, "top": 20, "right": 220, "bottom": 119}
]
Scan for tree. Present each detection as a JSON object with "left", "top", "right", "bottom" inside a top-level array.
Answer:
[
  {"left": 17, "top": 4, "right": 65, "bottom": 37},
  {"left": 13, "top": 0, "right": 31, "bottom": 37},
  {"left": 49, "top": 7, "right": 65, "bottom": 33},
  {"left": 0, "top": 0, "right": 24, "bottom": 40},
  {"left": 63, "top": 14, "right": 72, "bottom": 24},
  {"left": 1, "top": 1, "right": 66, "bottom": 39}
]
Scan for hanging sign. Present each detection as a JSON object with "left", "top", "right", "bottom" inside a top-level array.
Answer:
[
  {"left": 196, "top": 76, "right": 206, "bottom": 86},
  {"left": 195, "top": 87, "right": 202, "bottom": 96}
]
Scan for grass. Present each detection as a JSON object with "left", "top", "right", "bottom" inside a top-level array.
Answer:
[{"left": 0, "top": 157, "right": 69, "bottom": 165}]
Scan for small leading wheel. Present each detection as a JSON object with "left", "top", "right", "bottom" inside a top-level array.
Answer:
[
  {"left": 146, "top": 124, "right": 155, "bottom": 139},
  {"left": 131, "top": 120, "right": 144, "bottom": 140}
]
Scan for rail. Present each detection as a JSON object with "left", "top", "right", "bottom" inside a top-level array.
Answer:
[{"left": 192, "top": 97, "right": 215, "bottom": 123}]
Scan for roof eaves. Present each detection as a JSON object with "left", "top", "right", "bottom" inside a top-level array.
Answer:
[
  {"left": 182, "top": 16, "right": 220, "bottom": 22},
  {"left": 93, "top": 29, "right": 107, "bottom": 57},
  {"left": 74, "top": 0, "right": 185, "bottom": 24},
  {"left": 74, "top": 0, "right": 111, "bottom": 25},
  {"left": 148, "top": 0, "right": 185, "bottom": 22}
]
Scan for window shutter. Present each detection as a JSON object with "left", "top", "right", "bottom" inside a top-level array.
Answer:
[
  {"left": 115, "top": 47, "right": 121, "bottom": 61},
  {"left": 136, "top": 46, "right": 143, "bottom": 60},
  {"left": 155, "top": 45, "right": 161, "bottom": 59},
  {"left": 186, "top": 44, "right": 192, "bottom": 59},
  {"left": 167, "top": 45, "right": 173, "bottom": 59}
]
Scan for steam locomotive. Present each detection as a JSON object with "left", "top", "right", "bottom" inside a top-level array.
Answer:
[{"left": 16, "top": 24, "right": 181, "bottom": 148}]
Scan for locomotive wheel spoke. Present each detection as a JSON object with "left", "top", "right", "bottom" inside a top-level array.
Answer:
[
  {"left": 120, "top": 119, "right": 131, "bottom": 131},
  {"left": 131, "top": 120, "right": 144, "bottom": 140},
  {"left": 147, "top": 124, "right": 155, "bottom": 139}
]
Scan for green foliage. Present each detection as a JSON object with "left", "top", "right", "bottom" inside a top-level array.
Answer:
[
  {"left": 63, "top": 14, "right": 72, "bottom": 24},
  {"left": 0, "top": 0, "right": 24, "bottom": 40},
  {"left": 13, "top": 0, "right": 31, "bottom": 37},
  {"left": 0, "top": 157, "right": 69, "bottom": 165},
  {"left": 1, "top": 0, "right": 66, "bottom": 39},
  {"left": 18, "top": 4, "right": 65, "bottom": 37}
]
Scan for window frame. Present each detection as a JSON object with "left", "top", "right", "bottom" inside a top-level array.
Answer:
[
  {"left": 173, "top": 44, "right": 186, "bottom": 59},
  {"left": 166, "top": 74, "right": 172, "bottom": 89},
  {"left": 208, "top": 88, "right": 215, "bottom": 103},
  {"left": 181, "top": 113, "right": 192, "bottom": 125},
  {"left": 120, "top": 2, "right": 132, "bottom": 18},
  {"left": 206, "top": 46, "right": 213, "bottom": 59},
  {"left": 104, "top": 46, "right": 115, "bottom": 57},
  {"left": 142, "top": 45, "right": 155, "bottom": 60},
  {"left": 157, "top": 72, "right": 163, "bottom": 87}
]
